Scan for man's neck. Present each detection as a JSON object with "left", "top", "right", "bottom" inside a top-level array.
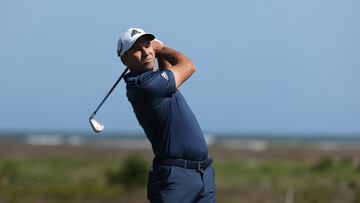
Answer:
[{"left": 129, "top": 66, "right": 156, "bottom": 76}]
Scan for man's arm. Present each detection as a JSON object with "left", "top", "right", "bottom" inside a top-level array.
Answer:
[
  {"left": 151, "top": 40, "right": 196, "bottom": 88},
  {"left": 157, "top": 57, "right": 172, "bottom": 70}
]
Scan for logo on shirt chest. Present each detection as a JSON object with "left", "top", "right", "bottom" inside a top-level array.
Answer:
[{"left": 161, "top": 72, "right": 169, "bottom": 80}]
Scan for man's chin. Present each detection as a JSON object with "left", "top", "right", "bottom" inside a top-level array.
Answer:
[{"left": 136, "top": 66, "right": 154, "bottom": 73}]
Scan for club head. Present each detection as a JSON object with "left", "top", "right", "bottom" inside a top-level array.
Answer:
[{"left": 89, "top": 118, "right": 104, "bottom": 133}]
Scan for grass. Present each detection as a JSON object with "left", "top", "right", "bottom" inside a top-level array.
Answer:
[
  {"left": 214, "top": 158, "right": 360, "bottom": 203},
  {"left": 0, "top": 157, "right": 129, "bottom": 203},
  {"left": 1, "top": 149, "right": 360, "bottom": 203}
]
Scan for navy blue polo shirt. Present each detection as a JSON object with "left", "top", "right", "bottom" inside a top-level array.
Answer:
[{"left": 124, "top": 70, "right": 208, "bottom": 161}]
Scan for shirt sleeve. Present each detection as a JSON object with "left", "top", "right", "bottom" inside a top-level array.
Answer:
[{"left": 137, "top": 70, "right": 176, "bottom": 98}]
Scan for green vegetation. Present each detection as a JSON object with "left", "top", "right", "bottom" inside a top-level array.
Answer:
[
  {"left": 105, "top": 154, "right": 148, "bottom": 189},
  {"left": 1, "top": 154, "right": 360, "bottom": 203},
  {"left": 0, "top": 157, "right": 127, "bottom": 203},
  {"left": 214, "top": 157, "right": 360, "bottom": 203}
]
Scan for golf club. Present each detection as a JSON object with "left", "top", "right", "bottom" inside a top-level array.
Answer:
[{"left": 89, "top": 67, "right": 129, "bottom": 133}]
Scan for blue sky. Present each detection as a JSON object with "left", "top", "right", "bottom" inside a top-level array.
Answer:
[{"left": 0, "top": 0, "right": 359, "bottom": 135}]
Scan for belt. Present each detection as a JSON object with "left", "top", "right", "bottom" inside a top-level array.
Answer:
[{"left": 155, "top": 158, "right": 213, "bottom": 172}]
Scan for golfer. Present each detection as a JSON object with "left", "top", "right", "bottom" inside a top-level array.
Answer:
[{"left": 117, "top": 28, "right": 216, "bottom": 203}]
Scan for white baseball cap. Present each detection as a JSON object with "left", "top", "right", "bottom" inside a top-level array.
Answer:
[{"left": 117, "top": 28, "right": 155, "bottom": 57}]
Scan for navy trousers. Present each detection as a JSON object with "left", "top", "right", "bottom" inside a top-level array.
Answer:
[{"left": 147, "top": 163, "right": 216, "bottom": 203}]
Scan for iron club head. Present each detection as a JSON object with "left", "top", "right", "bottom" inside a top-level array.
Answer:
[
  {"left": 89, "top": 112, "right": 104, "bottom": 133},
  {"left": 89, "top": 118, "right": 104, "bottom": 133}
]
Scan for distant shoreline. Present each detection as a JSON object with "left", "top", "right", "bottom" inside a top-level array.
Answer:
[{"left": 1, "top": 132, "right": 360, "bottom": 151}]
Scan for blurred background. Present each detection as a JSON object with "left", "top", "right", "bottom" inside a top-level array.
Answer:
[{"left": 1, "top": 0, "right": 359, "bottom": 202}]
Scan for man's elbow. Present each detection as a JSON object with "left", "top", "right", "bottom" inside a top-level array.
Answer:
[
  {"left": 192, "top": 63, "right": 197, "bottom": 73},
  {"left": 187, "top": 62, "right": 196, "bottom": 74}
]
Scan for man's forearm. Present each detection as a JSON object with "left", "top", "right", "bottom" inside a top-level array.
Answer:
[
  {"left": 157, "top": 47, "right": 194, "bottom": 69},
  {"left": 156, "top": 46, "right": 196, "bottom": 88}
]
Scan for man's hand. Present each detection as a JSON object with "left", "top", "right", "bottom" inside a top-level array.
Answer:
[{"left": 151, "top": 39, "right": 165, "bottom": 57}]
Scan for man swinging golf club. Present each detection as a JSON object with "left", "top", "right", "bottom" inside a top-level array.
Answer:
[{"left": 118, "top": 28, "right": 216, "bottom": 203}]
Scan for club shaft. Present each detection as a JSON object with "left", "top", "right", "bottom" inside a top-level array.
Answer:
[{"left": 90, "top": 67, "right": 129, "bottom": 119}]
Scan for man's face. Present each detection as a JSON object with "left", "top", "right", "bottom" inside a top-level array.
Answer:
[{"left": 122, "top": 37, "right": 155, "bottom": 73}]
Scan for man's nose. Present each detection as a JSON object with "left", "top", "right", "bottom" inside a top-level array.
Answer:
[{"left": 141, "top": 47, "right": 150, "bottom": 55}]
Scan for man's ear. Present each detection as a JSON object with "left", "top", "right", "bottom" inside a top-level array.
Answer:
[{"left": 121, "top": 55, "right": 129, "bottom": 66}]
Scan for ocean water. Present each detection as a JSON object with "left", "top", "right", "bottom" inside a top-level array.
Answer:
[{"left": 1, "top": 132, "right": 360, "bottom": 151}]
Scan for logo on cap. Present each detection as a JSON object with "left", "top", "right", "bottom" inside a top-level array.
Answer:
[{"left": 131, "top": 29, "right": 141, "bottom": 37}]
